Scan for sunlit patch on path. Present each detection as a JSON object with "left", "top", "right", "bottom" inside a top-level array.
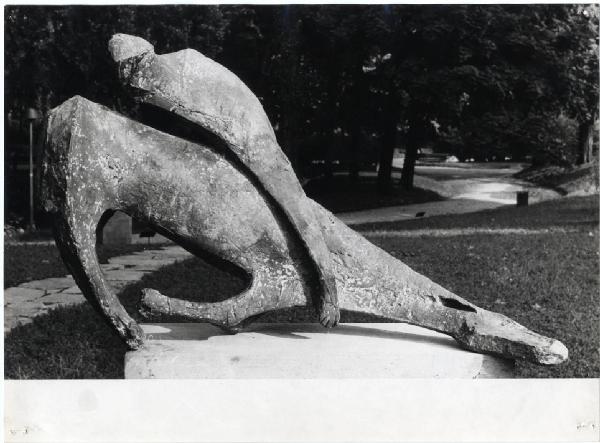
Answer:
[{"left": 364, "top": 227, "right": 579, "bottom": 238}]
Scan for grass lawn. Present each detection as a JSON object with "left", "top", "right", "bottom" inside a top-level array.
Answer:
[
  {"left": 514, "top": 160, "right": 599, "bottom": 195},
  {"left": 4, "top": 195, "right": 599, "bottom": 378},
  {"left": 355, "top": 195, "right": 599, "bottom": 378},
  {"left": 3, "top": 243, "right": 153, "bottom": 288},
  {"left": 304, "top": 174, "right": 443, "bottom": 213}
]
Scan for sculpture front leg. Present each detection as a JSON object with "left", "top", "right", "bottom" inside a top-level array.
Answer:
[
  {"left": 321, "top": 205, "right": 568, "bottom": 365},
  {"left": 42, "top": 98, "right": 145, "bottom": 348}
]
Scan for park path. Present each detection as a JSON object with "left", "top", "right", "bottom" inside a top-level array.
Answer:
[
  {"left": 338, "top": 165, "right": 561, "bottom": 225},
  {"left": 4, "top": 245, "right": 192, "bottom": 333}
]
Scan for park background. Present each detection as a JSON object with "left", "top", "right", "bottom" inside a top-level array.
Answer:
[{"left": 3, "top": 4, "right": 600, "bottom": 379}]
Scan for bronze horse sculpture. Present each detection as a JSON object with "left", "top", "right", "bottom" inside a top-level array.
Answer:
[{"left": 40, "top": 35, "right": 568, "bottom": 365}]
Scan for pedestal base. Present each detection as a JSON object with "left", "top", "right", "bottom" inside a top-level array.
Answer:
[{"left": 125, "top": 323, "right": 515, "bottom": 379}]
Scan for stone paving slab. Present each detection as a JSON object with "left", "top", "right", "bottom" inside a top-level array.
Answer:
[
  {"left": 4, "top": 287, "right": 46, "bottom": 304},
  {"left": 63, "top": 285, "right": 83, "bottom": 294},
  {"left": 5, "top": 303, "right": 50, "bottom": 318},
  {"left": 19, "top": 277, "right": 75, "bottom": 291},
  {"left": 109, "top": 257, "right": 176, "bottom": 270},
  {"left": 39, "top": 292, "right": 87, "bottom": 307},
  {"left": 4, "top": 245, "right": 193, "bottom": 335},
  {"left": 108, "top": 255, "right": 151, "bottom": 264},
  {"left": 101, "top": 263, "right": 125, "bottom": 271},
  {"left": 150, "top": 246, "right": 192, "bottom": 255},
  {"left": 144, "top": 253, "right": 192, "bottom": 260},
  {"left": 104, "top": 270, "right": 148, "bottom": 281},
  {"left": 111, "top": 257, "right": 178, "bottom": 266},
  {"left": 131, "top": 263, "right": 173, "bottom": 271}
]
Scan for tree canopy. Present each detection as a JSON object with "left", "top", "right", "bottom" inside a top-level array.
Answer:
[{"left": 5, "top": 4, "right": 599, "bottom": 190}]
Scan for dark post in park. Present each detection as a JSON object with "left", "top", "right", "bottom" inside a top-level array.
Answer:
[
  {"left": 40, "top": 34, "right": 568, "bottom": 366},
  {"left": 25, "top": 107, "right": 40, "bottom": 231}
]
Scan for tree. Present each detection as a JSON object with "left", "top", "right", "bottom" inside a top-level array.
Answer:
[
  {"left": 366, "top": 4, "right": 599, "bottom": 191},
  {"left": 4, "top": 5, "right": 229, "bottom": 117},
  {"left": 5, "top": 4, "right": 597, "bottom": 197},
  {"left": 4, "top": 5, "right": 230, "bottom": 222},
  {"left": 436, "top": 5, "right": 599, "bottom": 166},
  {"left": 300, "top": 6, "right": 376, "bottom": 181}
]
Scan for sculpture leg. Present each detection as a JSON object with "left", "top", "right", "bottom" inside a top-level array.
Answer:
[
  {"left": 53, "top": 208, "right": 145, "bottom": 349},
  {"left": 321, "top": 206, "right": 569, "bottom": 365},
  {"left": 140, "top": 268, "right": 307, "bottom": 330},
  {"left": 42, "top": 96, "right": 145, "bottom": 349}
]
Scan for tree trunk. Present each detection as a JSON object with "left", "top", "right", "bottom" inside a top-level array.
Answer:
[
  {"left": 377, "top": 119, "right": 397, "bottom": 194},
  {"left": 401, "top": 134, "right": 418, "bottom": 190},
  {"left": 347, "top": 65, "right": 366, "bottom": 183},
  {"left": 323, "top": 139, "right": 334, "bottom": 180},
  {"left": 323, "top": 76, "right": 338, "bottom": 181},
  {"left": 348, "top": 124, "right": 360, "bottom": 182},
  {"left": 577, "top": 119, "right": 595, "bottom": 165}
]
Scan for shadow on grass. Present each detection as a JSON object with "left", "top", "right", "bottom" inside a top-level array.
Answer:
[
  {"left": 304, "top": 175, "right": 444, "bottom": 213},
  {"left": 5, "top": 305, "right": 127, "bottom": 379},
  {"left": 354, "top": 195, "right": 599, "bottom": 232}
]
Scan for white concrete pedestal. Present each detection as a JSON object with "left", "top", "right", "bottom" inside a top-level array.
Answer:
[{"left": 125, "top": 323, "right": 515, "bottom": 379}]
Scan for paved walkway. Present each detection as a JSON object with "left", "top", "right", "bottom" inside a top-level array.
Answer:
[
  {"left": 338, "top": 198, "right": 505, "bottom": 225},
  {"left": 4, "top": 245, "right": 192, "bottom": 333},
  {"left": 338, "top": 167, "right": 561, "bottom": 225}
]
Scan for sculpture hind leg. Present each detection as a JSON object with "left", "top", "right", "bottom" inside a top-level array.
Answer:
[{"left": 139, "top": 251, "right": 309, "bottom": 332}]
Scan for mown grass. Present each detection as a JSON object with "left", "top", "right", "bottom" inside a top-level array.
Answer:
[
  {"left": 355, "top": 195, "right": 599, "bottom": 378},
  {"left": 4, "top": 306, "right": 128, "bottom": 379},
  {"left": 4, "top": 195, "right": 599, "bottom": 378},
  {"left": 514, "top": 161, "right": 599, "bottom": 195},
  {"left": 3, "top": 243, "right": 152, "bottom": 288}
]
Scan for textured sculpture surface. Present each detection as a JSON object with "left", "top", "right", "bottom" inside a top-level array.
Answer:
[{"left": 40, "top": 35, "right": 568, "bottom": 365}]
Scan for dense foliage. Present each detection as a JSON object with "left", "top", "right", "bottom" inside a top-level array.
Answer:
[{"left": 5, "top": 5, "right": 598, "bottom": 194}]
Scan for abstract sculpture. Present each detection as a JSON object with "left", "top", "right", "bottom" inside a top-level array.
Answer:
[{"left": 40, "top": 34, "right": 568, "bottom": 365}]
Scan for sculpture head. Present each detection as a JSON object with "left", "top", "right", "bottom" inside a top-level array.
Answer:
[
  {"left": 108, "top": 33, "right": 276, "bottom": 154},
  {"left": 109, "top": 34, "right": 154, "bottom": 62}
]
